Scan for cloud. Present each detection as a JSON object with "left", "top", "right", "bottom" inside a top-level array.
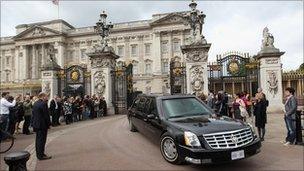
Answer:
[{"left": 1, "top": 0, "right": 303, "bottom": 70}]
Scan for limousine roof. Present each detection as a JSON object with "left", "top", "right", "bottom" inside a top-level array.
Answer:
[{"left": 137, "top": 93, "right": 196, "bottom": 100}]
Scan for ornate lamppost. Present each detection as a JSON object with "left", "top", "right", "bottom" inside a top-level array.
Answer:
[
  {"left": 93, "top": 11, "right": 113, "bottom": 51},
  {"left": 186, "top": 0, "right": 206, "bottom": 44}
]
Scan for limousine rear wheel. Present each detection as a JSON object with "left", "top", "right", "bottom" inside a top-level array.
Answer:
[
  {"left": 160, "top": 133, "right": 184, "bottom": 165},
  {"left": 128, "top": 117, "right": 137, "bottom": 132}
]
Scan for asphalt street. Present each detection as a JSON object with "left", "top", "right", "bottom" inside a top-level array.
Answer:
[{"left": 1, "top": 114, "right": 303, "bottom": 170}]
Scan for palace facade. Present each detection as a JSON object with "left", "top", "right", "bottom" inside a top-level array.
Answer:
[
  {"left": 0, "top": 11, "right": 193, "bottom": 95},
  {"left": 0, "top": 11, "right": 303, "bottom": 101}
]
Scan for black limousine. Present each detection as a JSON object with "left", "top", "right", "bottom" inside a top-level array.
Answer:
[{"left": 127, "top": 94, "right": 261, "bottom": 165}]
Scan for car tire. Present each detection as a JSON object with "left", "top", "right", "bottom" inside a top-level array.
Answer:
[
  {"left": 128, "top": 117, "right": 137, "bottom": 132},
  {"left": 160, "top": 133, "right": 185, "bottom": 165}
]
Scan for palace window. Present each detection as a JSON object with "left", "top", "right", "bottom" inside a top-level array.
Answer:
[
  {"left": 6, "top": 56, "right": 10, "bottom": 65},
  {"left": 145, "top": 44, "right": 151, "bottom": 55},
  {"left": 132, "top": 61, "right": 139, "bottom": 75},
  {"left": 131, "top": 44, "right": 138, "bottom": 56},
  {"left": 118, "top": 46, "right": 124, "bottom": 57},
  {"left": 80, "top": 49, "right": 86, "bottom": 61},
  {"left": 161, "top": 41, "right": 168, "bottom": 53},
  {"left": 162, "top": 61, "right": 169, "bottom": 74},
  {"left": 145, "top": 62, "right": 152, "bottom": 75},
  {"left": 173, "top": 40, "right": 180, "bottom": 52}
]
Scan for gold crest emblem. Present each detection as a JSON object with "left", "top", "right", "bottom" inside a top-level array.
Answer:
[
  {"left": 228, "top": 61, "right": 239, "bottom": 74},
  {"left": 71, "top": 71, "right": 79, "bottom": 81}
]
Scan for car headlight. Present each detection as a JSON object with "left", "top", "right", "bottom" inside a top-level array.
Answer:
[{"left": 184, "top": 131, "right": 201, "bottom": 147}]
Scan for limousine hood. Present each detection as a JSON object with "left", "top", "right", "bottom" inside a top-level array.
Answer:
[{"left": 168, "top": 116, "right": 249, "bottom": 135}]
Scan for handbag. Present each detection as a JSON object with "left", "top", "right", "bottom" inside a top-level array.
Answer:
[
  {"left": 239, "top": 105, "right": 249, "bottom": 117},
  {"left": 237, "top": 99, "right": 248, "bottom": 118}
]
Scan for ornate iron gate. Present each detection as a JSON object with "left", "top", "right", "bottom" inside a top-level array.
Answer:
[
  {"left": 61, "top": 65, "right": 88, "bottom": 97},
  {"left": 111, "top": 62, "right": 133, "bottom": 113},
  {"left": 208, "top": 52, "right": 259, "bottom": 95},
  {"left": 170, "top": 60, "right": 186, "bottom": 94}
]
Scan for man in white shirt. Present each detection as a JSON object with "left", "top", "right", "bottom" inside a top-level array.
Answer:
[{"left": 0, "top": 92, "right": 16, "bottom": 137}]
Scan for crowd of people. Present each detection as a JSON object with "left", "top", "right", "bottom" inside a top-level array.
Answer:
[
  {"left": 0, "top": 92, "right": 108, "bottom": 139},
  {"left": 202, "top": 87, "right": 298, "bottom": 146},
  {"left": 0, "top": 86, "right": 299, "bottom": 160},
  {"left": 203, "top": 88, "right": 268, "bottom": 141}
]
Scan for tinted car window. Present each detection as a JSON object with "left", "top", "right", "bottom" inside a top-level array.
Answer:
[
  {"left": 150, "top": 99, "right": 158, "bottom": 115},
  {"left": 145, "top": 98, "right": 158, "bottom": 115},
  {"left": 144, "top": 98, "right": 152, "bottom": 114},
  {"left": 137, "top": 97, "right": 147, "bottom": 112},
  {"left": 162, "top": 97, "right": 211, "bottom": 118}
]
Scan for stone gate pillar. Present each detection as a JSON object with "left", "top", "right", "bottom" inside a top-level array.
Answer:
[
  {"left": 181, "top": 43, "right": 211, "bottom": 96},
  {"left": 257, "top": 27, "right": 285, "bottom": 112},
  {"left": 87, "top": 47, "right": 119, "bottom": 115},
  {"left": 41, "top": 56, "right": 61, "bottom": 99},
  {"left": 180, "top": 0, "right": 211, "bottom": 96}
]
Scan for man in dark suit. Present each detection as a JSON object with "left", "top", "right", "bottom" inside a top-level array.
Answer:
[
  {"left": 32, "top": 92, "right": 52, "bottom": 160},
  {"left": 49, "top": 95, "right": 60, "bottom": 126},
  {"left": 99, "top": 97, "right": 107, "bottom": 116}
]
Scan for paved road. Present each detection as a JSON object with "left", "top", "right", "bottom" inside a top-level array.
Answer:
[{"left": 1, "top": 114, "right": 303, "bottom": 170}]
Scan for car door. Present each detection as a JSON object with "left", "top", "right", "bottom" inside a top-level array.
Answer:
[
  {"left": 129, "top": 97, "right": 141, "bottom": 129},
  {"left": 133, "top": 97, "right": 148, "bottom": 133},
  {"left": 143, "top": 97, "right": 163, "bottom": 141}
]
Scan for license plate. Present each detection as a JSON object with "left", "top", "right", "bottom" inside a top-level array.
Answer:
[{"left": 231, "top": 150, "right": 245, "bottom": 160}]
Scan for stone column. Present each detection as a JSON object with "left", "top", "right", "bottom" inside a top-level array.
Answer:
[
  {"left": 55, "top": 42, "right": 65, "bottom": 67},
  {"left": 257, "top": 50, "right": 285, "bottom": 112},
  {"left": 87, "top": 48, "right": 119, "bottom": 115},
  {"left": 152, "top": 31, "right": 162, "bottom": 75},
  {"left": 151, "top": 31, "right": 163, "bottom": 93},
  {"left": 19, "top": 45, "right": 28, "bottom": 80},
  {"left": 241, "top": 82, "right": 244, "bottom": 91},
  {"left": 232, "top": 82, "right": 235, "bottom": 95},
  {"left": 287, "top": 79, "right": 291, "bottom": 87},
  {"left": 31, "top": 45, "right": 37, "bottom": 79},
  {"left": 181, "top": 43, "right": 211, "bottom": 95},
  {"left": 41, "top": 44, "right": 45, "bottom": 66},
  {"left": 14, "top": 46, "right": 20, "bottom": 81}
]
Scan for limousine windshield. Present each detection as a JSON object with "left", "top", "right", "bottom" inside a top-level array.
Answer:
[{"left": 162, "top": 97, "right": 211, "bottom": 119}]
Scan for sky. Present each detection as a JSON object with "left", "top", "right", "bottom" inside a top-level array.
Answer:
[{"left": 1, "top": 0, "right": 303, "bottom": 70}]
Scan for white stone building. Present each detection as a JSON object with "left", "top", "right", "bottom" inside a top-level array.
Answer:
[{"left": 0, "top": 11, "right": 193, "bottom": 95}]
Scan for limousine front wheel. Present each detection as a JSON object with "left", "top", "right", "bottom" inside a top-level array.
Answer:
[{"left": 160, "top": 133, "right": 184, "bottom": 165}]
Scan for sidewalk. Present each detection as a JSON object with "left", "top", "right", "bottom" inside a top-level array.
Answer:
[{"left": 1, "top": 113, "right": 303, "bottom": 170}]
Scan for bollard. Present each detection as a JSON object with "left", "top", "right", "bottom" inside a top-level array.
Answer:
[
  {"left": 4, "top": 151, "right": 30, "bottom": 171},
  {"left": 295, "top": 110, "right": 303, "bottom": 145}
]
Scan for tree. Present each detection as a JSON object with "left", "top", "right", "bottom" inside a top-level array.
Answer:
[{"left": 299, "top": 63, "right": 304, "bottom": 71}]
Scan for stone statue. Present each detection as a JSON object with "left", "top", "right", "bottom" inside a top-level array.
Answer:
[
  {"left": 47, "top": 45, "right": 56, "bottom": 62},
  {"left": 267, "top": 71, "right": 278, "bottom": 97},
  {"left": 42, "top": 45, "right": 61, "bottom": 70},
  {"left": 32, "top": 27, "right": 45, "bottom": 36},
  {"left": 262, "top": 27, "right": 275, "bottom": 49}
]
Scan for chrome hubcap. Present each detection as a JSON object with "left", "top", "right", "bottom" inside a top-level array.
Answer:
[{"left": 163, "top": 138, "right": 177, "bottom": 160}]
